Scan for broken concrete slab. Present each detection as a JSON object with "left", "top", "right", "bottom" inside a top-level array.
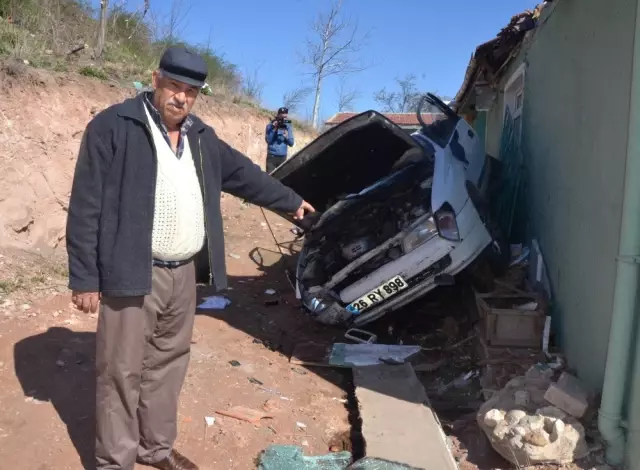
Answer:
[
  {"left": 544, "top": 372, "right": 589, "bottom": 418},
  {"left": 353, "top": 364, "right": 457, "bottom": 470}
]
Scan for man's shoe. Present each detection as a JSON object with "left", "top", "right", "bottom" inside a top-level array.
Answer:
[{"left": 150, "top": 449, "right": 199, "bottom": 470}]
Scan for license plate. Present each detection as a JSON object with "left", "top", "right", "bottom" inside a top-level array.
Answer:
[{"left": 348, "top": 275, "right": 408, "bottom": 313}]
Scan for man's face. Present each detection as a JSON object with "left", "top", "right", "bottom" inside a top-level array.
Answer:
[
  {"left": 278, "top": 112, "right": 288, "bottom": 120},
  {"left": 152, "top": 70, "right": 200, "bottom": 128}
]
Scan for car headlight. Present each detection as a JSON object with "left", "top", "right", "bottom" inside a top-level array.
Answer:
[
  {"left": 402, "top": 216, "right": 438, "bottom": 253},
  {"left": 308, "top": 297, "right": 329, "bottom": 313}
]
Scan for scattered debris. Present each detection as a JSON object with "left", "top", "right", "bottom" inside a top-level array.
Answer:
[
  {"left": 265, "top": 289, "right": 277, "bottom": 296},
  {"left": 249, "top": 377, "right": 264, "bottom": 386},
  {"left": 229, "top": 360, "right": 241, "bottom": 367},
  {"left": 440, "top": 316, "right": 459, "bottom": 340},
  {"left": 24, "top": 397, "right": 46, "bottom": 405},
  {"left": 477, "top": 366, "right": 589, "bottom": 465},
  {"left": 198, "top": 296, "right": 231, "bottom": 310},
  {"left": 264, "top": 299, "right": 279, "bottom": 307},
  {"left": 544, "top": 372, "right": 589, "bottom": 418},
  {"left": 263, "top": 399, "right": 280, "bottom": 413},
  {"left": 258, "top": 386, "right": 292, "bottom": 401},
  {"left": 438, "top": 370, "right": 480, "bottom": 395},
  {"left": 215, "top": 406, "right": 273, "bottom": 425},
  {"left": 345, "top": 328, "right": 377, "bottom": 344},
  {"left": 229, "top": 253, "right": 241, "bottom": 260},
  {"left": 204, "top": 416, "right": 216, "bottom": 441},
  {"left": 291, "top": 367, "right": 307, "bottom": 375},
  {"left": 296, "top": 421, "right": 307, "bottom": 430}
]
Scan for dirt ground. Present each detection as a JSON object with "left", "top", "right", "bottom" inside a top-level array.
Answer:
[
  {"left": 0, "top": 200, "right": 608, "bottom": 470},
  {"left": 0, "top": 198, "right": 351, "bottom": 470}
]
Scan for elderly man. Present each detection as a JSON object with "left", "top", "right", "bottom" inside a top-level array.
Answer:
[{"left": 66, "top": 46, "right": 314, "bottom": 470}]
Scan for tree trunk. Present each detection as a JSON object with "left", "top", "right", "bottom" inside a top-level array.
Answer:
[
  {"left": 311, "top": 75, "right": 322, "bottom": 129},
  {"left": 96, "top": 0, "right": 109, "bottom": 58}
]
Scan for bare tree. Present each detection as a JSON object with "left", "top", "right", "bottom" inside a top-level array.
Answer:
[
  {"left": 96, "top": 0, "right": 109, "bottom": 58},
  {"left": 282, "top": 87, "right": 312, "bottom": 114},
  {"left": 336, "top": 77, "right": 359, "bottom": 112},
  {"left": 242, "top": 65, "right": 264, "bottom": 102},
  {"left": 164, "top": 0, "right": 191, "bottom": 43},
  {"left": 373, "top": 74, "right": 422, "bottom": 113},
  {"left": 301, "top": 0, "right": 367, "bottom": 128}
]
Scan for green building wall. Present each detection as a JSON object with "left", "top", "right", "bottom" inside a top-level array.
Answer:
[{"left": 483, "top": 0, "right": 636, "bottom": 390}]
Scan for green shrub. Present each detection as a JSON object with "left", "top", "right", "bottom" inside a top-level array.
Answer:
[{"left": 79, "top": 65, "right": 108, "bottom": 80}]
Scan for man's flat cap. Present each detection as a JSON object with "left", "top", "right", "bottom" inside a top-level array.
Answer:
[{"left": 159, "top": 46, "right": 208, "bottom": 87}]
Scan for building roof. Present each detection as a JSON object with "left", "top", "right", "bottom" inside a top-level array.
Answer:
[
  {"left": 453, "top": 2, "right": 551, "bottom": 110},
  {"left": 325, "top": 112, "right": 444, "bottom": 127}
]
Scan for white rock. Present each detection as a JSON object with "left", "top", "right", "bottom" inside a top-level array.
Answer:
[
  {"left": 493, "top": 423, "right": 511, "bottom": 440},
  {"left": 484, "top": 409, "right": 505, "bottom": 428},
  {"left": 519, "top": 414, "right": 545, "bottom": 431},
  {"left": 551, "top": 420, "right": 565, "bottom": 441},
  {"left": 505, "top": 409, "right": 527, "bottom": 425},
  {"left": 524, "top": 429, "right": 551, "bottom": 447},
  {"left": 512, "top": 426, "right": 528, "bottom": 436}
]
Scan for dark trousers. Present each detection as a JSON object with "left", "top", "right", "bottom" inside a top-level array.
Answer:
[
  {"left": 266, "top": 153, "right": 286, "bottom": 173},
  {"left": 95, "top": 262, "right": 196, "bottom": 469}
]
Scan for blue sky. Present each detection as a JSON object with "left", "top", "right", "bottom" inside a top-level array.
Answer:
[{"left": 98, "top": 0, "right": 538, "bottom": 120}]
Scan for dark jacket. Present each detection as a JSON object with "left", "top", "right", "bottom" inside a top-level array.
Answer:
[
  {"left": 265, "top": 121, "right": 294, "bottom": 156},
  {"left": 66, "top": 94, "right": 303, "bottom": 297}
]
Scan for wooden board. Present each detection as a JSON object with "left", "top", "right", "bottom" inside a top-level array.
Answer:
[{"left": 353, "top": 364, "right": 458, "bottom": 470}]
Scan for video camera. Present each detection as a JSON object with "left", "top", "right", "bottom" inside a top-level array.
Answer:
[{"left": 275, "top": 116, "right": 292, "bottom": 129}]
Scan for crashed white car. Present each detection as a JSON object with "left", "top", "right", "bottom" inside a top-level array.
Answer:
[{"left": 272, "top": 94, "right": 507, "bottom": 326}]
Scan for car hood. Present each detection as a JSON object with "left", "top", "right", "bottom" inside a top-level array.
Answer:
[{"left": 270, "top": 111, "right": 423, "bottom": 227}]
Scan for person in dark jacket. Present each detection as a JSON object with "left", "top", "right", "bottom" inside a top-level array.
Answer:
[
  {"left": 264, "top": 106, "right": 294, "bottom": 172},
  {"left": 66, "top": 46, "right": 314, "bottom": 470}
]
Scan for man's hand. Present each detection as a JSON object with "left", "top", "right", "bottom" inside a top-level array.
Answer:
[
  {"left": 71, "top": 291, "right": 101, "bottom": 314},
  {"left": 293, "top": 200, "right": 315, "bottom": 220}
]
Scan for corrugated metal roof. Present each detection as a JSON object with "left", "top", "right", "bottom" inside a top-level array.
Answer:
[{"left": 325, "top": 112, "right": 444, "bottom": 126}]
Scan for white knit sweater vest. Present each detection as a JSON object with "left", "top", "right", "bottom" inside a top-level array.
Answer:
[{"left": 144, "top": 105, "right": 205, "bottom": 261}]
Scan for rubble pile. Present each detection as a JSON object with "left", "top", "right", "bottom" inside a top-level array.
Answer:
[{"left": 477, "top": 365, "right": 590, "bottom": 466}]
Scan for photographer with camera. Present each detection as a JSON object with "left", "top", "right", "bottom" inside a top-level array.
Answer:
[{"left": 265, "top": 106, "right": 294, "bottom": 173}]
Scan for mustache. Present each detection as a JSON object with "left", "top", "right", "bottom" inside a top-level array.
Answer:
[{"left": 168, "top": 101, "right": 185, "bottom": 109}]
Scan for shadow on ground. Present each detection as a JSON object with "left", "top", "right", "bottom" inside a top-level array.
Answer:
[{"left": 14, "top": 326, "right": 96, "bottom": 469}]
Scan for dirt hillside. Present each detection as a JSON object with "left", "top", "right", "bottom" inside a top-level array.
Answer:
[{"left": 0, "top": 63, "right": 315, "bottom": 255}]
